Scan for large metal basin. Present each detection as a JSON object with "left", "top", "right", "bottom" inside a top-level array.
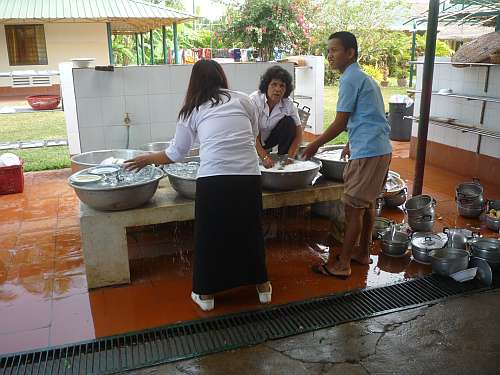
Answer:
[
  {"left": 68, "top": 165, "right": 164, "bottom": 211},
  {"left": 312, "top": 145, "right": 346, "bottom": 181},
  {"left": 71, "top": 149, "right": 149, "bottom": 172},
  {"left": 138, "top": 141, "right": 199, "bottom": 156},
  {"left": 260, "top": 157, "right": 321, "bottom": 191},
  {"left": 163, "top": 156, "right": 199, "bottom": 199}
]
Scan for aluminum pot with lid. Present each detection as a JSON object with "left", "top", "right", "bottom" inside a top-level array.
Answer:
[
  {"left": 373, "top": 217, "right": 395, "bottom": 240},
  {"left": 411, "top": 232, "right": 448, "bottom": 264}
]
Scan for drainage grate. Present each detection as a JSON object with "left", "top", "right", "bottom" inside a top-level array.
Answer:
[{"left": 0, "top": 275, "right": 492, "bottom": 374}]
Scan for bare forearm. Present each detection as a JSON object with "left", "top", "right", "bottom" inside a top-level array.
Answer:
[
  {"left": 151, "top": 151, "right": 174, "bottom": 165},
  {"left": 288, "top": 127, "right": 303, "bottom": 158},
  {"left": 312, "top": 120, "right": 346, "bottom": 148},
  {"left": 255, "top": 136, "right": 268, "bottom": 159}
]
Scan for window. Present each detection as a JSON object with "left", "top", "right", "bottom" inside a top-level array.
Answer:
[{"left": 5, "top": 24, "right": 48, "bottom": 66}]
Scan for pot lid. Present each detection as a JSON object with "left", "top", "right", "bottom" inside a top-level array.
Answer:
[{"left": 411, "top": 232, "right": 447, "bottom": 249}]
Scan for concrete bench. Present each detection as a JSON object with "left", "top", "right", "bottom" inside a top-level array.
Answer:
[{"left": 80, "top": 178, "right": 343, "bottom": 288}]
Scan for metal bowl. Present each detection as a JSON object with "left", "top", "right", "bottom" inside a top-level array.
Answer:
[
  {"left": 68, "top": 165, "right": 164, "bottom": 211},
  {"left": 71, "top": 149, "right": 149, "bottom": 172},
  {"left": 384, "top": 188, "right": 407, "bottom": 208},
  {"left": 404, "top": 195, "right": 435, "bottom": 217},
  {"left": 372, "top": 217, "right": 394, "bottom": 240},
  {"left": 138, "top": 141, "right": 199, "bottom": 156},
  {"left": 260, "top": 157, "right": 321, "bottom": 191},
  {"left": 313, "top": 147, "right": 347, "bottom": 181},
  {"left": 485, "top": 214, "right": 500, "bottom": 232},
  {"left": 163, "top": 156, "right": 199, "bottom": 199},
  {"left": 428, "top": 248, "right": 469, "bottom": 276},
  {"left": 381, "top": 230, "right": 410, "bottom": 257}
]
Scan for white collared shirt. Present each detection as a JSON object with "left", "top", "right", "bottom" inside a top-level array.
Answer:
[
  {"left": 249, "top": 91, "right": 301, "bottom": 143},
  {"left": 165, "top": 90, "right": 261, "bottom": 178}
]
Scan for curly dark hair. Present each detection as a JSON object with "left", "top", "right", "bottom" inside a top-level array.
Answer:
[{"left": 258, "top": 65, "right": 294, "bottom": 98}]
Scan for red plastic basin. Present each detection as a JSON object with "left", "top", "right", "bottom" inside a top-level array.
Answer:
[{"left": 26, "top": 95, "right": 61, "bottom": 110}]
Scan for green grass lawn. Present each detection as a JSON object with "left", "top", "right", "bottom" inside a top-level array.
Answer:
[
  {"left": 0, "top": 111, "right": 70, "bottom": 172},
  {"left": 0, "top": 85, "right": 408, "bottom": 172},
  {"left": 323, "top": 85, "right": 407, "bottom": 145}
]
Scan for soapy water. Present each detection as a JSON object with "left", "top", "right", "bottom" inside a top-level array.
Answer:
[
  {"left": 75, "top": 164, "right": 162, "bottom": 188},
  {"left": 260, "top": 160, "right": 319, "bottom": 173},
  {"left": 164, "top": 161, "right": 199, "bottom": 179}
]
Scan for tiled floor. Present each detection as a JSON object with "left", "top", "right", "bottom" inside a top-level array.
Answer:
[{"left": 0, "top": 142, "right": 498, "bottom": 355}]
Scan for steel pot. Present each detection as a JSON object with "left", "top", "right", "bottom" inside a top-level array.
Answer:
[
  {"left": 469, "top": 238, "right": 500, "bottom": 262},
  {"left": 411, "top": 232, "right": 448, "bottom": 264},
  {"left": 381, "top": 230, "right": 410, "bottom": 257},
  {"left": 260, "top": 157, "right": 321, "bottom": 191},
  {"left": 163, "top": 156, "right": 199, "bottom": 199},
  {"left": 456, "top": 180, "right": 483, "bottom": 199},
  {"left": 404, "top": 195, "right": 436, "bottom": 217},
  {"left": 486, "top": 214, "right": 500, "bottom": 232},
  {"left": 456, "top": 201, "right": 483, "bottom": 218},
  {"left": 443, "top": 227, "right": 476, "bottom": 249},
  {"left": 428, "top": 248, "right": 469, "bottom": 276},
  {"left": 384, "top": 187, "right": 407, "bottom": 208},
  {"left": 68, "top": 165, "right": 165, "bottom": 211},
  {"left": 456, "top": 194, "right": 484, "bottom": 208},
  {"left": 408, "top": 214, "right": 435, "bottom": 232}
]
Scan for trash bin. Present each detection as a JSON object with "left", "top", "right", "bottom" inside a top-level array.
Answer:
[{"left": 388, "top": 95, "right": 414, "bottom": 142}]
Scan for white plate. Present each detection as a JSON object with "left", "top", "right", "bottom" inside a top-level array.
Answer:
[
  {"left": 88, "top": 165, "right": 121, "bottom": 175},
  {"left": 70, "top": 174, "right": 102, "bottom": 184}
]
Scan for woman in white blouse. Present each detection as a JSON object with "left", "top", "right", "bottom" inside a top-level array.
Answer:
[
  {"left": 124, "top": 60, "right": 271, "bottom": 311},
  {"left": 250, "top": 66, "right": 303, "bottom": 168}
]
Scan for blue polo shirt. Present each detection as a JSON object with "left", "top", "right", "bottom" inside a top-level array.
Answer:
[{"left": 337, "top": 63, "right": 392, "bottom": 160}]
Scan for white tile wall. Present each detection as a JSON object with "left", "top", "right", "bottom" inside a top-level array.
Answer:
[
  {"left": 148, "top": 94, "right": 171, "bottom": 124},
  {"left": 147, "top": 66, "right": 172, "bottom": 95},
  {"left": 128, "top": 125, "right": 152, "bottom": 149},
  {"left": 480, "top": 138, "right": 500, "bottom": 158},
  {"left": 76, "top": 98, "right": 103, "bottom": 127},
  {"left": 125, "top": 95, "right": 150, "bottom": 124},
  {"left": 104, "top": 126, "right": 128, "bottom": 149},
  {"left": 98, "top": 69, "right": 123, "bottom": 96},
  {"left": 79, "top": 127, "right": 106, "bottom": 151},
  {"left": 123, "top": 66, "right": 148, "bottom": 96},
  {"left": 170, "top": 65, "right": 193, "bottom": 94},
  {"left": 151, "top": 122, "right": 176, "bottom": 142},
  {"left": 101, "top": 96, "right": 125, "bottom": 126},
  {"left": 73, "top": 69, "right": 102, "bottom": 99}
]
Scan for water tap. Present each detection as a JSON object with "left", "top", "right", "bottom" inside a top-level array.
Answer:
[{"left": 123, "top": 112, "right": 131, "bottom": 126}]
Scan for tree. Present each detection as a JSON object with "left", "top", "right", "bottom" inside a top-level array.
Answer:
[{"left": 216, "top": 0, "right": 316, "bottom": 60}]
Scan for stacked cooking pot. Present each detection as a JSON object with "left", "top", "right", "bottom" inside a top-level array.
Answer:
[
  {"left": 410, "top": 232, "right": 448, "bottom": 265},
  {"left": 404, "top": 194, "right": 436, "bottom": 232},
  {"left": 456, "top": 180, "right": 484, "bottom": 218},
  {"left": 469, "top": 238, "right": 500, "bottom": 270}
]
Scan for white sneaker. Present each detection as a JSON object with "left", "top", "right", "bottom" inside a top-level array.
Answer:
[
  {"left": 257, "top": 283, "right": 272, "bottom": 304},
  {"left": 191, "top": 292, "right": 214, "bottom": 311}
]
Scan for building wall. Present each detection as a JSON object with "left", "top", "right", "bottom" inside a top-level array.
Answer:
[
  {"left": 410, "top": 57, "right": 500, "bottom": 186},
  {"left": 0, "top": 22, "right": 109, "bottom": 87}
]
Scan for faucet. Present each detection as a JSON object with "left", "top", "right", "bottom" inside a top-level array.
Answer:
[{"left": 124, "top": 112, "right": 131, "bottom": 148}]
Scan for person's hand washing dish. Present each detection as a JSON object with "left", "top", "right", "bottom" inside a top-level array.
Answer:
[{"left": 124, "top": 60, "right": 271, "bottom": 311}]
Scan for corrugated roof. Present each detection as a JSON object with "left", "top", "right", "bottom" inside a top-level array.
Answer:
[{"left": 0, "top": 0, "right": 196, "bottom": 33}]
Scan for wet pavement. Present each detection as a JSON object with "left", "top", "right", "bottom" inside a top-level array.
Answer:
[
  {"left": 122, "top": 289, "right": 500, "bottom": 375},
  {"left": 0, "top": 142, "right": 499, "bottom": 357}
]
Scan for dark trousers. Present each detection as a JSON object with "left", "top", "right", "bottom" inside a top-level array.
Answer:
[{"left": 263, "top": 115, "right": 296, "bottom": 155}]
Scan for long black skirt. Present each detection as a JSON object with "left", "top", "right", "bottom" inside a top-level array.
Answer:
[{"left": 192, "top": 175, "right": 268, "bottom": 295}]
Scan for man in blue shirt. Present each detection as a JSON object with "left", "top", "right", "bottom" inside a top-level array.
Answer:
[{"left": 303, "top": 31, "right": 392, "bottom": 278}]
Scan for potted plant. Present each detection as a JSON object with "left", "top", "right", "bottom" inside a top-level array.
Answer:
[{"left": 397, "top": 69, "right": 408, "bottom": 87}]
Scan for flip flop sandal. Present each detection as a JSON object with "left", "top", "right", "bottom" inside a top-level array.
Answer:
[{"left": 311, "top": 264, "right": 350, "bottom": 279}]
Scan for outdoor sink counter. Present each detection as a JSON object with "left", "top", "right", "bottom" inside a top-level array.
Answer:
[{"left": 80, "top": 177, "right": 343, "bottom": 288}]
